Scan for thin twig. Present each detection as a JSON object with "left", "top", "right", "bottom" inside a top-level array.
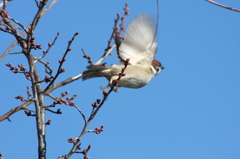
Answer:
[
  {"left": 34, "top": 0, "right": 39, "bottom": 7},
  {"left": 0, "top": 100, "right": 35, "bottom": 122},
  {"left": 24, "top": 107, "right": 36, "bottom": 113},
  {"left": 0, "top": 29, "right": 26, "bottom": 43},
  {"left": 0, "top": 31, "right": 25, "bottom": 61},
  {"left": 71, "top": 43, "right": 116, "bottom": 81},
  {"left": 2, "top": 0, "right": 6, "bottom": 10},
  {"left": 45, "top": 108, "right": 61, "bottom": 114},
  {"left": 46, "top": 93, "right": 56, "bottom": 100},
  {"left": 7, "top": 16, "right": 29, "bottom": 34},
  {"left": 0, "top": 0, "right": 59, "bottom": 61},
  {"left": 72, "top": 104, "right": 87, "bottom": 123},
  {"left": 34, "top": 32, "right": 60, "bottom": 64},
  {"left": 9, "top": 51, "right": 23, "bottom": 54},
  {"left": 63, "top": 59, "right": 130, "bottom": 159},
  {"left": 119, "top": 3, "right": 129, "bottom": 35},
  {"left": 44, "top": 32, "right": 79, "bottom": 91},
  {"left": 95, "top": 44, "right": 116, "bottom": 65},
  {"left": 206, "top": 0, "right": 240, "bottom": 12},
  {"left": 37, "top": 58, "right": 53, "bottom": 75}
]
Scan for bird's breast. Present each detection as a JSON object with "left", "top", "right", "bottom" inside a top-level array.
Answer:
[{"left": 116, "top": 65, "right": 154, "bottom": 88}]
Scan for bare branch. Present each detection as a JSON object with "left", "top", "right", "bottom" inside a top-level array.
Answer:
[
  {"left": 9, "top": 51, "right": 23, "bottom": 54},
  {"left": 34, "top": 32, "right": 60, "bottom": 64},
  {"left": 206, "top": 0, "right": 240, "bottom": 12},
  {"left": 0, "top": 100, "right": 34, "bottom": 122},
  {"left": 0, "top": 31, "right": 25, "bottom": 61},
  {"left": 2, "top": 0, "right": 6, "bottom": 10},
  {"left": 0, "top": 0, "right": 59, "bottom": 61},
  {"left": 44, "top": 32, "right": 79, "bottom": 91},
  {"left": 63, "top": 58, "right": 130, "bottom": 159},
  {"left": 45, "top": 108, "right": 62, "bottom": 114},
  {"left": 72, "top": 104, "right": 87, "bottom": 123},
  {"left": 81, "top": 48, "right": 93, "bottom": 64},
  {"left": 34, "top": 0, "right": 39, "bottom": 7},
  {"left": 7, "top": 16, "right": 29, "bottom": 35},
  {"left": 37, "top": 59, "right": 53, "bottom": 75},
  {"left": 1, "top": 10, "right": 120, "bottom": 121},
  {"left": 95, "top": 44, "right": 116, "bottom": 65}
]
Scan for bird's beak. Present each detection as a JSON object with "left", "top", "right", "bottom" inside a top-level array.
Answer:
[{"left": 161, "top": 66, "right": 165, "bottom": 69}]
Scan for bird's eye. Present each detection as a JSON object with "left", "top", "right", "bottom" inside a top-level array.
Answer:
[{"left": 155, "top": 66, "right": 161, "bottom": 75}]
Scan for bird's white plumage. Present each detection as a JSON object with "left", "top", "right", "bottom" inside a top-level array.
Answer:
[{"left": 118, "top": 14, "right": 157, "bottom": 66}]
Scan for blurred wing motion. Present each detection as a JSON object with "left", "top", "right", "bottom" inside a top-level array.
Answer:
[{"left": 118, "top": 14, "right": 157, "bottom": 66}]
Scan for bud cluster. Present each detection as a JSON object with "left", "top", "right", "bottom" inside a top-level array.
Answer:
[
  {"left": 44, "top": 75, "right": 55, "bottom": 83},
  {"left": 24, "top": 110, "right": 35, "bottom": 117},
  {"left": 44, "top": 93, "right": 77, "bottom": 108},
  {"left": 45, "top": 119, "right": 52, "bottom": 125},
  {"left": 29, "top": 37, "right": 42, "bottom": 50},
  {"left": 6, "top": 63, "right": 28, "bottom": 74},
  {"left": 91, "top": 99, "right": 101, "bottom": 108},
  {"left": 15, "top": 95, "right": 27, "bottom": 102},
  {"left": 94, "top": 125, "right": 104, "bottom": 134}
]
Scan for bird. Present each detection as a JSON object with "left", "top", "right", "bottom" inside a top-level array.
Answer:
[{"left": 82, "top": 14, "right": 164, "bottom": 89}]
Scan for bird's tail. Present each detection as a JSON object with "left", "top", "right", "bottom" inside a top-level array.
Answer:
[{"left": 82, "top": 65, "right": 109, "bottom": 81}]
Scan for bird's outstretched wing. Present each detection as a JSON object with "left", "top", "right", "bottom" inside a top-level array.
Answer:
[{"left": 117, "top": 14, "right": 157, "bottom": 66}]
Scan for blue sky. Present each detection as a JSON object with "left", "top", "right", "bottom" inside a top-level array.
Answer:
[{"left": 1, "top": 0, "right": 240, "bottom": 159}]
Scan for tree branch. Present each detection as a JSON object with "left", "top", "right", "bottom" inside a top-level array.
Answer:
[
  {"left": 63, "top": 58, "right": 130, "bottom": 159},
  {"left": 0, "top": 0, "right": 59, "bottom": 61},
  {"left": 0, "top": 100, "right": 34, "bottom": 121},
  {"left": 206, "top": 0, "right": 240, "bottom": 12}
]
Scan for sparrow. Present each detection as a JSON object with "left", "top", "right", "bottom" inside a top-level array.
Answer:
[{"left": 82, "top": 14, "right": 164, "bottom": 89}]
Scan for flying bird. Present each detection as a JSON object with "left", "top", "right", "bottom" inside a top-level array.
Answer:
[{"left": 82, "top": 14, "right": 164, "bottom": 89}]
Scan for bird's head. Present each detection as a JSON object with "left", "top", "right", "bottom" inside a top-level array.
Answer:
[{"left": 152, "top": 59, "right": 164, "bottom": 75}]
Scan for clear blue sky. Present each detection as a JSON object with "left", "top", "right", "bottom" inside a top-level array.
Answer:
[{"left": 1, "top": 0, "right": 240, "bottom": 159}]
